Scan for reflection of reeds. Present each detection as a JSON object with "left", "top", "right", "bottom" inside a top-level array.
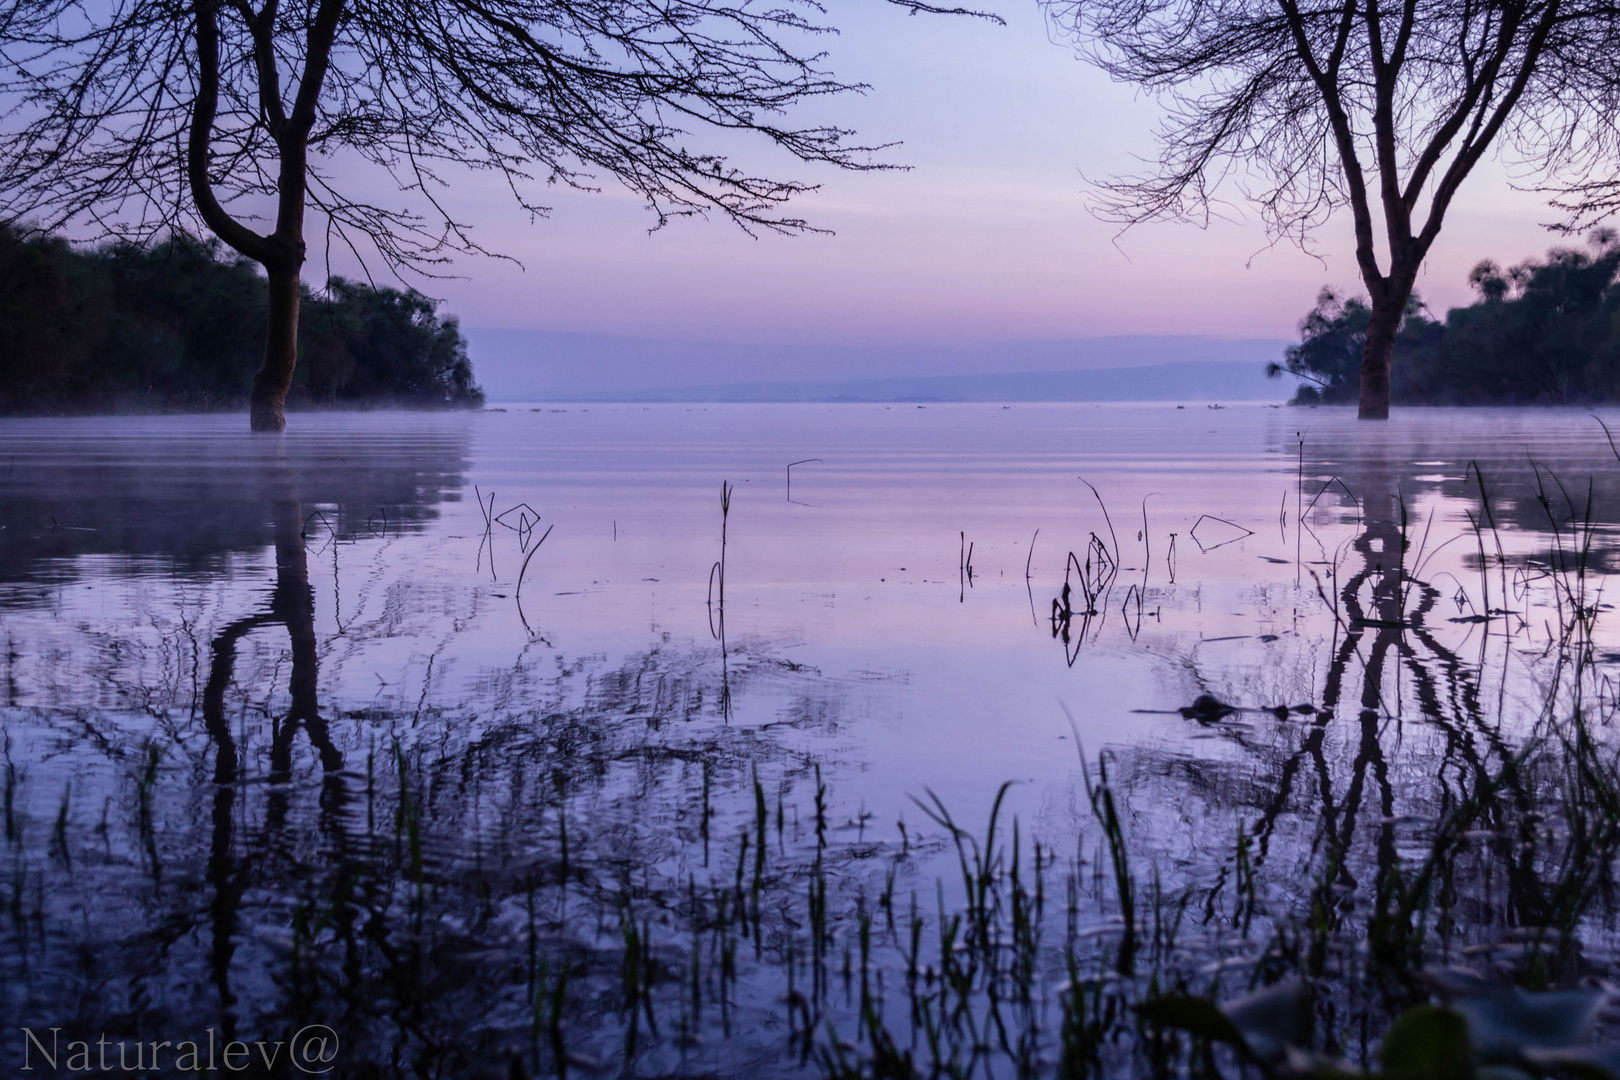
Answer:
[
  {"left": 1467, "top": 462, "right": 1511, "bottom": 619},
  {"left": 786, "top": 458, "right": 821, "bottom": 502},
  {"left": 1080, "top": 477, "right": 1120, "bottom": 567},
  {"left": 1140, "top": 492, "right": 1159, "bottom": 587},
  {"left": 515, "top": 522, "right": 554, "bottom": 634},
  {"left": 1078, "top": 750, "right": 1135, "bottom": 974},
  {"left": 4, "top": 759, "right": 14, "bottom": 842},
  {"left": 24, "top": 451, "right": 1620, "bottom": 1079},
  {"left": 1051, "top": 532, "right": 1119, "bottom": 657},
  {"left": 495, "top": 500, "right": 544, "bottom": 551},
  {"left": 24, "top": 604, "right": 1620, "bottom": 1078},
  {"left": 707, "top": 481, "right": 733, "bottom": 641},
  {"left": 703, "top": 481, "right": 733, "bottom": 720},
  {"left": 473, "top": 485, "right": 497, "bottom": 580},
  {"left": 959, "top": 531, "right": 975, "bottom": 601}
]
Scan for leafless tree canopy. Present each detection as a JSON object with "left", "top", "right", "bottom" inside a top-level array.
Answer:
[
  {"left": 1046, "top": 0, "right": 1620, "bottom": 417},
  {"left": 1048, "top": 0, "right": 1620, "bottom": 245},
  {"left": 0, "top": 0, "right": 994, "bottom": 273}
]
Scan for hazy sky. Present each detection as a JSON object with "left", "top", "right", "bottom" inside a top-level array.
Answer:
[{"left": 396, "top": 0, "right": 1578, "bottom": 346}]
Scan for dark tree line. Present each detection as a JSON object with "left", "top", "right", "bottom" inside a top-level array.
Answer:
[
  {"left": 0, "top": 228, "right": 481, "bottom": 414},
  {"left": 1271, "top": 230, "right": 1620, "bottom": 405}
]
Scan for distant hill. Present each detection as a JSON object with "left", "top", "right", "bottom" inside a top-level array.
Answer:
[
  {"left": 463, "top": 328, "right": 1293, "bottom": 402},
  {"left": 569, "top": 361, "right": 1282, "bottom": 402}
]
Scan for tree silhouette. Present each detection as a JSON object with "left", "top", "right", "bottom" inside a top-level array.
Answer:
[
  {"left": 1273, "top": 231, "right": 1620, "bottom": 404},
  {"left": 0, "top": 0, "right": 991, "bottom": 430},
  {"left": 1046, "top": 0, "right": 1620, "bottom": 419}
]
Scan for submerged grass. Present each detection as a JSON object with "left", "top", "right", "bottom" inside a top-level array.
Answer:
[
  {"left": 7, "top": 638, "right": 1620, "bottom": 1076},
  {"left": 10, "top": 455, "right": 1620, "bottom": 1079}
]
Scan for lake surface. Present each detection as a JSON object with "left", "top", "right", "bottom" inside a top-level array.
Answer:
[{"left": 3, "top": 403, "right": 1619, "bottom": 1077}]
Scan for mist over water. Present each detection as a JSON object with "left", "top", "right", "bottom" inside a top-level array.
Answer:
[{"left": 4, "top": 404, "right": 1620, "bottom": 1077}]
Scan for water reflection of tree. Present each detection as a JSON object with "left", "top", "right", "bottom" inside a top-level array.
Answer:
[
  {"left": 1106, "top": 448, "right": 1612, "bottom": 1016},
  {"left": 1284, "top": 419, "right": 1620, "bottom": 572},
  {"left": 200, "top": 457, "right": 347, "bottom": 1029},
  {"left": 0, "top": 472, "right": 877, "bottom": 1076},
  {"left": 0, "top": 420, "right": 470, "bottom": 595}
]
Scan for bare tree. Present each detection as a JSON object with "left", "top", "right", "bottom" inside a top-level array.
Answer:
[
  {"left": 0, "top": 0, "right": 993, "bottom": 431},
  {"left": 1045, "top": 0, "right": 1620, "bottom": 418}
]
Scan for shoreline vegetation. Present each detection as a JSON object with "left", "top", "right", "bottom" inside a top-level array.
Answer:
[
  {"left": 1273, "top": 230, "right": 1620, "bottom": 406},
  {"left": 0, "top": 227, "right": 483, "bottom": 415},
  {"left": 10, "top": 226, "right": 1620, "bottom": 417}
]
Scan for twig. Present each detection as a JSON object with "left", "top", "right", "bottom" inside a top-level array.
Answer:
[
  {"left": 787, "top": 458, "right": 822, "bottom": 502},
  {"left": 1079, "top": 477, "right": 1120, "bottom": 568},
  {"left": 515, "top": 523, "right": 555, "bottom": 632}
]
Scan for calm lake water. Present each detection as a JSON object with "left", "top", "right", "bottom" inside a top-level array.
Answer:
[{"left": 3, "top": 403, "right": 1620, "bottom": 1077}]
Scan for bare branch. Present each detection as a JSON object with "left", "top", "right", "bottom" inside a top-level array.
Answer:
[
  {"left": 0, "top": 0, "right": 986, "bottom": 272},
  {"left": 1045, "top": 0, "right": 1620, "bottom": 414}
]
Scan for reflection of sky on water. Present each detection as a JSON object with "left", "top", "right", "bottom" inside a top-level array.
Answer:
[
  {"left": 5, "top": 404, "right": 1620, "bottom": 1072},
  {"left": 5, "top": 404, "right": 1620, "bottom": 825}
]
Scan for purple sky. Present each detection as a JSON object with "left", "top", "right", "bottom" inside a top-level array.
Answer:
[{"left": 357, "top": 0, "right": 1575, "bottom": 345}]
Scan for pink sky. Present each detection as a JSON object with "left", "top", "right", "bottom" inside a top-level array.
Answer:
[{"left": 357, "top": 0, "right": 1579, "bottom": 346}]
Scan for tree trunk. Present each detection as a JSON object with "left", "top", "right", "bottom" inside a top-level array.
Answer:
[
  {"left": 1358, "top": 281, "right": 1411, "bottom": 420},
  {"left": 250, "top": 263, "right": 301, "bottom": 432}
]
